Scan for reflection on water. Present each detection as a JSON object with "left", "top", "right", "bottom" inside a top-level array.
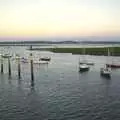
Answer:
[{"left": 0, "top": 46, "right": 120, "bottom": 120}]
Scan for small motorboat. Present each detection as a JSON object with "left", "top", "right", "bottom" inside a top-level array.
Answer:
[
  {"left": 2, "top": 54, "right": 12, "bottom": 58},
  {"left": 20, "top": 57, "right": 49, "bottom": 64},
  {"left": 79, "top": 64, "right": 90, "bottom": 72},
  {"left": 20, "top": 57, "right": 29, "bottom": 63},
  {"left": 100, "top": 67, "right": 111, "bottom": 78},
  {"left": 39, "top": 57, "right": 51, "bottom": 61},
  {"left": 33, "top": 60, "right": 48, "bottom": 64},
  {"left": 12, "top": 54, "right": 21, "bottom": 61}
]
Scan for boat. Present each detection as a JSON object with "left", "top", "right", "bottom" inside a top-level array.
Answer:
[
  {"left": 106, "top": 47, "right": 120, "bottom": 68},
  {"left": 79, "top": 61, "right": 94, "bottom": 65},
  {"left": 100, "top": 48, "right": 111, "bottom": 78},
  {"left": 79, "top": 46, "right": 92, "bottom": 72},
  {"left": 12, "top": 56, "right": 28, "bottom": 63},
  {"left": 79, "top": 64, "right": 90, "bottom": 72},
  {"left": 100, "top": 67, "right": 111, "bottom": 78},
  {"left": 79, "top": 47, "right": 94, "bottom": 66},
  {"left": 21, "top": 57, "right": 29, "bottom": 63},
  {"left": 19, "top": 57, "right": 49, "bottom": 64},
  {"left": 39, "top": 57, "right": 51, "bottom": 61},
  {"left": 33, "top": 60, "right": 48, "bottom": 64},
  {"left": 106, "top": 63, "right": 120, "bottom": 68},
  {"left": 2, "top": 53, "right": 12, "bottom": 58}
]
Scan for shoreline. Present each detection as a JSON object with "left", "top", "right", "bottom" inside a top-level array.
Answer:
[{"left": 30, "top": 47, "right": 120, "bottom": 56}]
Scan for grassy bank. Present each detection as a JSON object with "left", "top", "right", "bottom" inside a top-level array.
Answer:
[{"left": 44, "top": 47, "right": 120, "bottom": 56}]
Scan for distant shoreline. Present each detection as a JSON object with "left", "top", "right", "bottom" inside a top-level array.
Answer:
[
  {"left": 30, "top": 47, "right": 120, "bottom": 56},
  {"left": 0, "top": 40, "right": 120, "bottom": 46}
]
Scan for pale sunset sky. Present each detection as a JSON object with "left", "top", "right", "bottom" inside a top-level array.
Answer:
[{"left": 0, "top": 0, "right": 120, "bottom": 40}]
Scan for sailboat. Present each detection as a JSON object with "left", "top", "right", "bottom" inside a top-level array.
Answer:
[
  {"left": 79, "top": 47, "right": 94, "bottom": 65},
  {"left": 79, "top": 47, "right": 90, "bottom": 72},
  {"left": 106, "top": 47, "right": 120, "bottom": 68},
  {"left": 100, "top": 48, "right": 111, "bottom": 78},
  {"left": 100, "top": 67, "right": 111, "bottom": 77}
]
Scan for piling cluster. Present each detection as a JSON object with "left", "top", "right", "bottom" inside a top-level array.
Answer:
[{"left": 0, "top": 53, "right": 35, "bottom": 87}]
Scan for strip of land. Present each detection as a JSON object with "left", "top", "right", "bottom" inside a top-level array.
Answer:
[{"left": 31, "top": 47, "right": 120, "bottom": 56}]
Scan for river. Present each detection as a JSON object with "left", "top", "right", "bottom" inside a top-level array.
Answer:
[{"left": 0, "top": 46, "right": 120, "bottom": 120}]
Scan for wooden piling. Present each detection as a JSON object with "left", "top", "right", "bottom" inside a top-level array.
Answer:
[
  {"left": 16, "top": 55, "right": 21, "bottom": 79},
  {"left": 8, "top": 57, "right": 11, "bottom": 78},
  {"left": 30, "top": 53, "right": 34, "bottom": 86},
  {"left": 18, "top": 60, "right": 21, "bottom": 79},
  {"left": 30, "top": 45, "right": 32, "bottom": 50},
  {"left": 1, "top": 57, "right": 3, "bottom": 73}
]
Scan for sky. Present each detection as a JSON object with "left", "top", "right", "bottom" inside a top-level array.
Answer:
[{"left": 0, "top": 0, "right": 120, "bottom": 40}]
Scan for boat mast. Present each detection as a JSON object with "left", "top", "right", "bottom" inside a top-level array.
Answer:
[
  {"left": 112, "top": 45, "right": 114, "bottom": 64},
  {"left": 82, "top": 45, "right": 86, "bottom": 62},
  {"left": 107, "top": 48, "right": 110, "bottom": 65}
]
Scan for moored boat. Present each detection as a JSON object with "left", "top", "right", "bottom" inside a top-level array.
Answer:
[
  {"left": 79, "top": 46, "right": 94, "bottom": 72},
  {"left": 79, "top": 62, "right": 94, "bottom": 65},
  {"left": 2, "top": 54, "right": 12, "bottom": 58},
  {"left": 33, "top": 60, "right": 48, "bottom": 64},
  {"left": 21, "top": 57, "right": 29, "bottom": 63},
  {"left": 79, "top": 64, "right": 90, "bottom": 72},
  {"left": 100, "top": 48, "right": 111, "bottom": 78},
  {"left": 106, "top": 47, "right": 120, "bottom": 68},
  {"left": 39, "top": 57, "right": 51, "bottom": 61},
  {"left": 100, "top": 67, "right": 111, "bottom": 78},
  {"left": 106, "top": 64, "right": 120, "bottom": 68}
]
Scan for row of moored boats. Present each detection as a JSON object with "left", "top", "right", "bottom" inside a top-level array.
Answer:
[{"left": 79, "top": 61, "right": 120, "bottom": 78}]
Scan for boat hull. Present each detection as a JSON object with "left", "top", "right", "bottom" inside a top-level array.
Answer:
[
  {"left": 100, "top": 72, "right": 111, "bottom": 78},
  {"left": 33, "top": 61, "right": 48, "bottom": 64},
  {"left": 100, "top": 68, "right": 111, "bottom": 78},
  {"left": 79, "top": 67, "right": 89, "bottom": 72},
  {"left": 79, "top": 62, "right": 94, "bottom": 65},
  {"left": 106, "top": 64, "right": 120, "bottom": 68},
  {"left": 20, "top": 58, "right": 29, "bottom": 63},
  {"left": 40, "top": 58, "right": 51, "bottom": 61}
]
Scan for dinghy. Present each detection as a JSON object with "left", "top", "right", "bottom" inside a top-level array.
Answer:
[
  {"left": 79, "top": 64, "right": 90, "bottom": 72},
  {"left": 39, "top": 57, "right": 51, "bottom": 61}
]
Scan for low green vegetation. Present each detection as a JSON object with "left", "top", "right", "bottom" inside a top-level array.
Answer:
[{"left": 46, "top": 47, "right": 120, "bottom": 56}]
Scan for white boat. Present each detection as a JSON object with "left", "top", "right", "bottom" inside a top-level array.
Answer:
[
  {"left": 79, "top": 64, "right": 90, "bottom": 72},
  {"left": 12, "top": 54, "right": 28, "bottom": 62},
  {"left": 79, "top": 47, "right": 94, "bottom": 66},
  {"left": 79, "top": 61, "right": 94, "bottom": 65},
  {"left": 2, "top": 53, "right": 12, "bottom": 58},
  {"left": 100, "top": 67, "right": 111, "bottom": 77},
  {"left": 100, "top": 48, "right": 111, "bottom": 78},
  {"left": 79, "top": 47, "right": 91, "bottom": 72},
  {"left": 39, "top": 57, "right": 51, "bottom": 61},
  {"left": 33, "top": 60, "right": 48, "bottom": 64},
  {"left": 20, "top": 57, "right": 29, "bottom": 63}
]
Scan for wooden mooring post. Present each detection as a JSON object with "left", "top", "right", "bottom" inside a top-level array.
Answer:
[
  {"left": 1, "top": 56, "right": 3, "bottom": 74},
  {"left": 8, "top": 57, "right": 11, "bottom": 78},
  {"left": 16, "top": 55, "right": 21, "bottom": 79},
  {"left": 30, "top": 53, "right": 34, "bottom": 87}
]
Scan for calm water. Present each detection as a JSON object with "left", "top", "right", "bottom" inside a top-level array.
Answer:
[{"left": 0, "top": 46, "right": 120, "bottom": 120}]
